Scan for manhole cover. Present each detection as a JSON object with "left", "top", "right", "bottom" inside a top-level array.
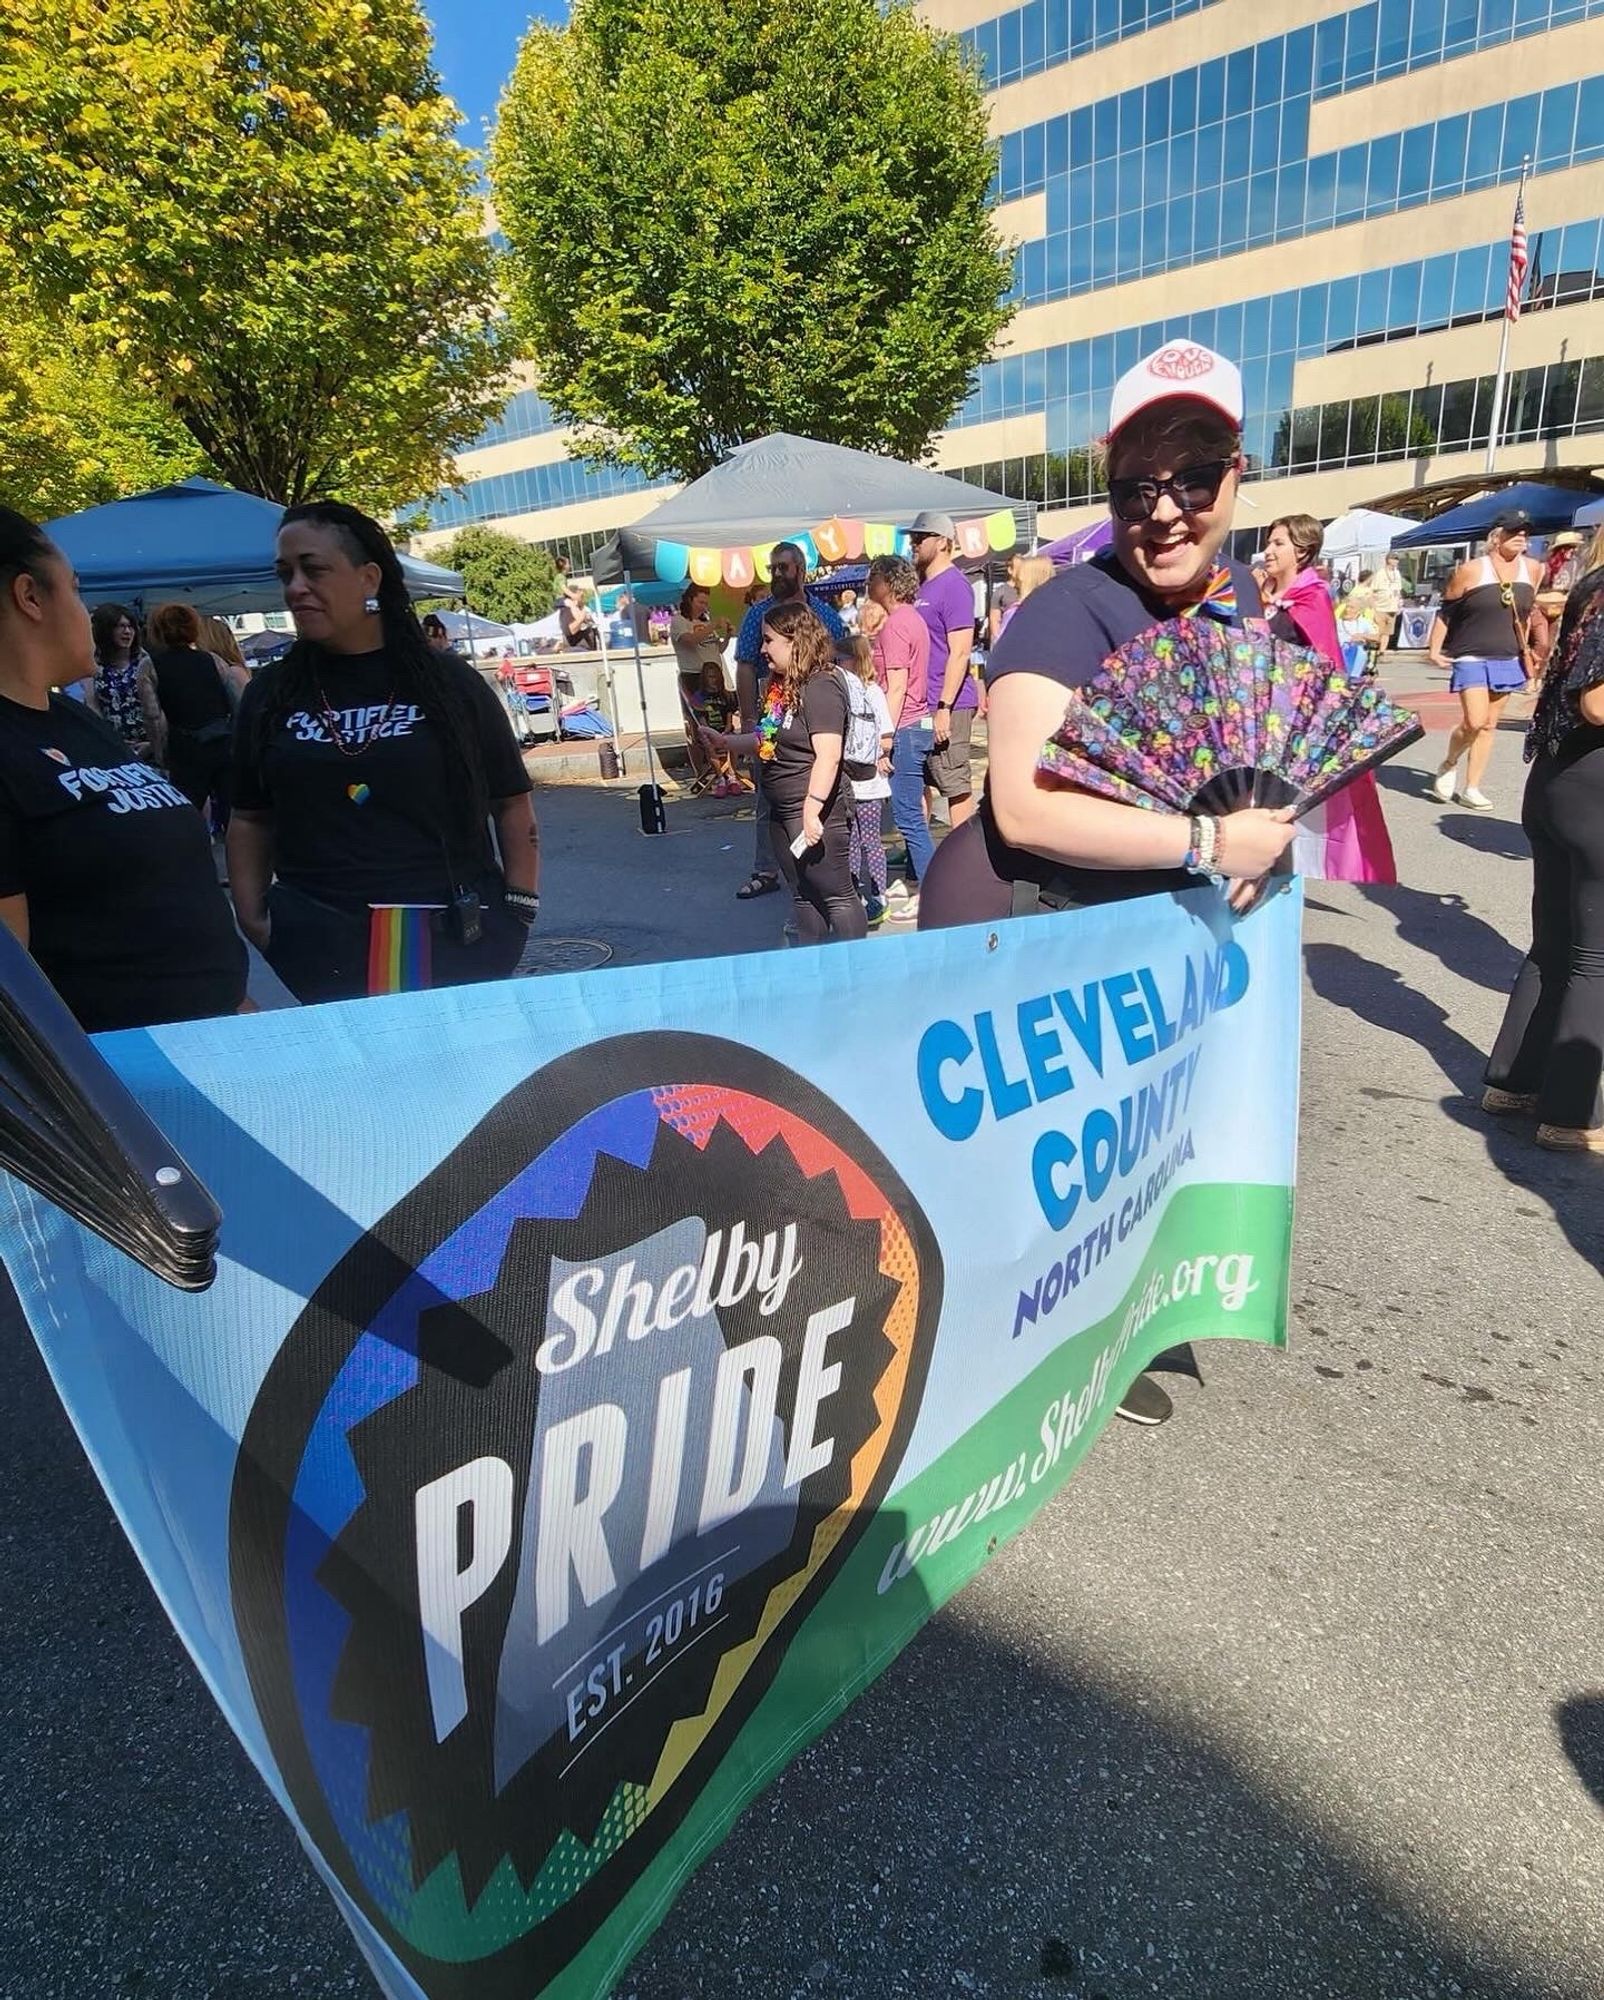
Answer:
[{"left": 515, "top": 936, "right": 615, "bottom": 977}]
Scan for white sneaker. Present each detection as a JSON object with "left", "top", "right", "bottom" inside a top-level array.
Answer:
[
  {"left": 1429, "top": 763, "right": 1458, "bottom": 803},
  {"left": 1459, "top": 787, "right": 1494, "bottom": 812},
  {"left": 884, "top": 879, "right": 913, "bottom": 906},
  {"left": 889, "top": 893, "right": 920, "bottom": 923}
]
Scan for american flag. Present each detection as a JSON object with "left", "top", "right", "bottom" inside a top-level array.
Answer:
[{"left": 1505, "top": 180, "right": 1530, "bottom": 322}]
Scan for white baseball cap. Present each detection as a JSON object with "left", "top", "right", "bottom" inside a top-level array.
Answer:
[{"left": 1107, "top": 341, "right": 1244, "bottom": 441}]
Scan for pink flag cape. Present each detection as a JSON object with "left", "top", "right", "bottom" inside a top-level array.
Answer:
[{"left": 1271, "top": 567, "right": 1398, "bottom": 885}]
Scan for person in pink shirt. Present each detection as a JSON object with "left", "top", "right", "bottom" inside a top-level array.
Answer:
[{"left": 864, "top": 554, "right": 935, "bottom": 889}]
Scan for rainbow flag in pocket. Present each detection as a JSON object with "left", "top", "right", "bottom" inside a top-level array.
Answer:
[{"left": 366, "top": 905, "right": 435, "bottom": 996}]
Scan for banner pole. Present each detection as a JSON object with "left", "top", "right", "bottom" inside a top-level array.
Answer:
[
  {"left": 595, "top": 601, "right": 625, "bottom": 779},
  {"left": 624, "top": 567, "right": 667, "bottom": 833}
]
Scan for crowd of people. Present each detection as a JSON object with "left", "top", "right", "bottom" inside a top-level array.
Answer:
[
  {"left": 0, "top": 501, "right": 542, "bottom": 1031},
  {"left": 3, "top": 331, "right": 1602, "bottom": 1190}
]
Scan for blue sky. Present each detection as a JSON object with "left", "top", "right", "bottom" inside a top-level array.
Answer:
[{"left": 427, "top": 0, "right": 567, "bottom": 146}]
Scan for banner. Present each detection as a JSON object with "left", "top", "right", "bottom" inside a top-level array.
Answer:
[{"left": 4, "top": 886, "right": 1301, "bottom": 2000}]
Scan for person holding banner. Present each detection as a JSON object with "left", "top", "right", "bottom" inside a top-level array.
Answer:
[
  {"left": 1484, "top": 528, "right": 1604, "bottom": 1150},
  {"left": 918, "top": 341, "right": 1297, "bottom": 1425},
  {"left": 731, "top": 543, "right": 847, "bottom": 903},
  {"left": 227, "top": 503, "right": 540, "bottom": 1005},
  {"left": 0, "top": 507, "right": 247, "bottom": 1031},
  {"left": 701, "top": 600, "right": 866, "bottom": 943}
]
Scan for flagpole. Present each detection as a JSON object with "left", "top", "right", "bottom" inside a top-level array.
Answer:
[{"left": 1484, "top": 157, "right": 1530, "bottom": 477}]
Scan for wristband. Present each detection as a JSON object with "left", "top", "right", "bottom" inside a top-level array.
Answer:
[
  {"left": 806, "top": 793, "right": 830, "bottom": 806},
  {"left": 503, "top": 888, "right": 541, "bottom": 925},
  {"left": 935, "top": 701, "right": 951, "bottom": 711}
]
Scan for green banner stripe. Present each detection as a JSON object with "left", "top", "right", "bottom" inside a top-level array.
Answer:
[{"left": 546, "top": 1178, "right": 1292, "bottom": 1998}]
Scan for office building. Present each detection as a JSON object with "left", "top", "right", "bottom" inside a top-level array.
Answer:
[{"left": 417, "top": 0, "right": 1604, "bottom": 560}]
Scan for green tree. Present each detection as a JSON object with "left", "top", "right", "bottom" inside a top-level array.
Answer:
[
  {"left": 490, "top": 0, "right": 1014, "bottom": 481},
  {"left": 0, "top": 287, "right": 204, "bottom": 519},
  {"left": 0, "top": 0, "right": 512, "bottom": 513},
  {"left": 435, "top": 527, "right": 559, "bottom": 624}
]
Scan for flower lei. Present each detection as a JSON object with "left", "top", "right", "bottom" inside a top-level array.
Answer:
[{"left": 755, "top": 681, "right": 788, "bottom": 761}]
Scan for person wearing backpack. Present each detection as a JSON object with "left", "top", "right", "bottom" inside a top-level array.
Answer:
[
  {"left": 841, "top": 636, "right": 895, "bottom": 926},
  {"left": 699, "top": 600, "right": 866, "bottom": 944}
]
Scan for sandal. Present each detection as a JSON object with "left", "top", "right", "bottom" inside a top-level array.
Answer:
[{"left": 736, "top": 871, "right": 781, "bottom": 900}]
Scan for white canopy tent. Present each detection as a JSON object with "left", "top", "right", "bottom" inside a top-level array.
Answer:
[{"left": 1322, "top": 508, "right": 1411, "bottom": 562}]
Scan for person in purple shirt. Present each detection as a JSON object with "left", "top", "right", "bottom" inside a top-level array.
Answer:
[{"left": 905, "top": 513, "right": 979, "bottom": 848}]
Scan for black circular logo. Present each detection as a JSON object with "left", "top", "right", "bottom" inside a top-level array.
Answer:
[{"left": 230, "top": 1033, "right": 942, "bottom": 1997}]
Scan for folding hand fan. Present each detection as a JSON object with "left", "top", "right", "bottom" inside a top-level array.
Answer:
[
  {"left": 1038, "top": 616, "right": 1422, "bottom": 818},
  {"left": 0, "top": 925, "right": 221, "bottom": 1289}
]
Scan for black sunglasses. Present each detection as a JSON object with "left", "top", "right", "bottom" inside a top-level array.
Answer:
[{"left": 1107, "top": 459, "right": 1234, "bottom": 524}]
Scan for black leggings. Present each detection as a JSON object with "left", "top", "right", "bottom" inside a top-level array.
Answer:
[
  {"left": 769, "top": 802, "right": 868, "bottom": 944},
  {"left": 1486, "top": 739, "right": 1604, "bottom": 1128}
]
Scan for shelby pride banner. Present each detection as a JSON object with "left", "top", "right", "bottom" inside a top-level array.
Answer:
[{"left": 4, "top": 883, "right": 1301, "bottom": 2000}]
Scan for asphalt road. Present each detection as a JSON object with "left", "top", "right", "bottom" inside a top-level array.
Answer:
[{"left": 3, "top": 704, "right": 1602, "bottom": 2000}]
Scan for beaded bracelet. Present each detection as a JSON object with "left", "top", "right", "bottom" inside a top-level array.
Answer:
[
  {"left": 504, "top": 888, "right": 541, "bottom": 925},
  {"left": 1182, "top": 814, "right": 1222, "bottom": 881}
]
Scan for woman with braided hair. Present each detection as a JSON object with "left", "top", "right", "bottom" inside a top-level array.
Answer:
[{"left": 228, "top": 502, "right": 540, "bottom": 1005}]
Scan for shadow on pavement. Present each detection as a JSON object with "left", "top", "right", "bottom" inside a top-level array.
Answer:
[
  {"left": 1436, "top": 814, "right": 1531, "bottom": 863},
  {"left": 1360, "top": 884, "right": 1525, "bottom": 994},
  {"left": 1304, "top": 942, "right": 1485, "bottom": 1096},
  {"left": 1554, "top": 1694, "right": 1604, "bottom": 1818},
  {"left": 0, "top": 1255, "right": 1592, "bottom": 2000},
  {"left": 1303, "top": 943, "right": 1604, "bottom": 1273}
]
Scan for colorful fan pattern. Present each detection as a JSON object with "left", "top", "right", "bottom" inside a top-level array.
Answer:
[{"left": 1038, "top": 616, "right": 1422, "bottom": 819}]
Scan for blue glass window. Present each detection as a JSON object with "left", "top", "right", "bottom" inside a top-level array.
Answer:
[
  {"left": 1316, "top": 14, "right": 1346, "bottom": 93},
  {"left": 1432, "top": 113, "right": 1468, "bottom": 194},
  {"left": 1172, "top": 64, "right": 1198, "bottom": 135},
  {"left": 1579, "top": 77, "right": 1604, "bottom": 155},
  {"left": 1345, "top": 1, "right": 1379, "bottom": 83},
  {"left": 1377, "top": 0, "right": 1411, "bottom": 71},
  {"left": 1336, "top": 144, "right": 1369, "bottom": 221},
  {"left": 1368, "top": 131, "right": 1401, "bottom": 208},
  {"left": 1225, "top": 46, "right": 1254, "bottom": 116},
  {"left": 1224, "top": 113, "right": 1252, "bottom": 182},
  {"left": 1146, "top": 75, "right": 1171, "bottom": 144},
  {"left": 1250, "top": 104, "right": 1280, "bottom": 176},
  {"left": 1538, "top": 82, "right": 1579, "bottom": 169},
  {"left": 1408, "top": 0, "right": 1446, "bottom": 65},
  {"left": 1399, "top": 125, "right": 1434, "bottom": 204},
  {"left": 1501, "top": 94, "right": 1540, "bottom": 172},
  {"left": 1197, "top": 56, "right": 1225, "bottom": 126}
]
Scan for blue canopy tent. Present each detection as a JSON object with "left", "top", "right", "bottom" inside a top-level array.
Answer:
[
  {"left": 44, "top": 478, "right": 465, "bottom": 614},
  {"left": 1388, "top": 481, "right": 1594, "bottom": 549}
]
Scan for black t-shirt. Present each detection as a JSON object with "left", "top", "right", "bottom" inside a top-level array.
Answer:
[
  {"left": 986, "top": 549, "right": 1264, "bottom": 695},
  {"left": 763, "top": 671, "right": 850, "bottom": 814},
  {"left": 232, "top": 650, "right": 531, "bottom": 911},
  {"left": 975, "top": 550, "right": 1265, "bottom": 906},
  {"left": 151, "top": 646, "right": 232, "bottom": 734},
  {"left": 0, "top": 694, "right": 246, "bottom": 1031}
]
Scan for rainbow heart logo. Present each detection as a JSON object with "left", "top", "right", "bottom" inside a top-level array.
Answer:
[{"left": 347, "top": 783, "right": 371, "bottom": 804}]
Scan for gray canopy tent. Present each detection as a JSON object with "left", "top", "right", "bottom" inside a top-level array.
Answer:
[{"left": 591, "top": 433, "right": 1034, "bottom": 584}]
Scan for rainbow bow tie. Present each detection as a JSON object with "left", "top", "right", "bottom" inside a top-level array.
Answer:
[{"left": 1179, "top": 565, "right": 1238, "bottom": 622}]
